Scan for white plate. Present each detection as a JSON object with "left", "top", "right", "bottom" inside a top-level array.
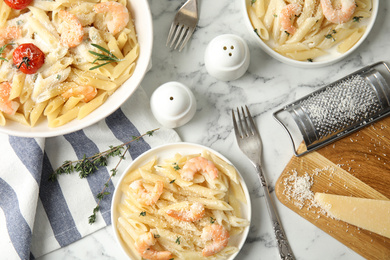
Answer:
[
  {"left": 111, "top": 142, "right": 252, "bottom": 260},
  {"left": 241, "top": 0, "right": 379, "bottom": 68},
  {"left": 0, "top": 0, "right": 153, "bottom": 137}
]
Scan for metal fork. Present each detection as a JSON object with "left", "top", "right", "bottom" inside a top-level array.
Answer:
[
  {"left": 232, "top": 105, "right": 295, "bottom": 260},
  {"left": 166, "top": 0, "right": 198, "bottom": 52}
]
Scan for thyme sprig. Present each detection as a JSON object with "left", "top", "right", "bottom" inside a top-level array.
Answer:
[
  {"left": 0, "top": 43, "right": 14, "bottom": 62},
  {"left": 49, "top": 128, "right": 159, "bottom": 224},
  {"left": 88, "top": 145, "right": 129, "bottom": 224},
  {"left": 89, "top": 43, "right": 124, "bottom": 70}
]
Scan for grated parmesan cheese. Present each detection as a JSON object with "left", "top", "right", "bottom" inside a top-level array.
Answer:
[{"left": 282, "top": 170, "right": 315, "bottom": 209}]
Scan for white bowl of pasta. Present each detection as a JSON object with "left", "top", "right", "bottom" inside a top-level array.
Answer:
[
  {"left": 111, "top": 142, "right": 252, "bottom": 260},
  {"left": 243, "top": 0, "right": 378, "bottom": 68},
  {"left": 0, "top": 0, "right": 153, "bottom": 137}
]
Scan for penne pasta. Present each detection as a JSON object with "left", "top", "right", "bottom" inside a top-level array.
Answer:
[
  {"left": 116, "top": 151, "right": 249, "bottom": 259},
  {"left": 10, "top": 72, "right": 26, "bottom": 100},
  {"left": 0, "top": 111, "right": 5, "bottom": 126},
  {"left": 247, "top": 0, "right": 373, "bottom": 62},
  {"left": 285, "top": 48, "right": 327, "bottom": 60},
  {"left": 48, "top": 105, "right": 80, "bottom": 128},
  {"left": 77, "top": 90, "right": 108, "bottom": 119},
  {"left": 337, "top": 27, "right": 366, "bottom": 53},
  {"left": 30, "top": 100, "right": 48, "bottom": 126},
  {"left": 248, "top": 5, "right": 269, "bottom": 40},
  {"left": 0, "top": 0, "right": 139, "bottom": 127}
]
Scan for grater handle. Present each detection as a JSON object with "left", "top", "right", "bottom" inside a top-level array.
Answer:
[{"left": 273, "top": 108, "right": 305, "bottom": 156}]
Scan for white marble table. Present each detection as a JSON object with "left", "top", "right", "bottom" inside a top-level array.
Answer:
[{"left": 38, "top": 0, "right": 390, "bottom": 259}]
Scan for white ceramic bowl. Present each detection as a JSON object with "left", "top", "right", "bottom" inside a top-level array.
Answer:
[
  {"left": 0, "top": 0, "right": 153, "bottom": 137},
  {"left": 241, "top": 0, "right": 379, "bottom": 68},
  {"left": 111, "top": 142, "right": 252, "bottom": 260}
]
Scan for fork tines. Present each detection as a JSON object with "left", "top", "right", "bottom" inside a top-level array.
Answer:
[
  {"left": 166, "top": 24, "right": 195, "bottom": 52},
  {"left": 166, "top": 0, "right": 198, "bottom": 52},
  {"left": 232, "top": 106, "right": 257, "bottom": 138}
]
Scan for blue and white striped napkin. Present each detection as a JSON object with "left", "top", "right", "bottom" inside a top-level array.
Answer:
[{"left": 0, "top": 86, "right": 181, "bottom": 260}]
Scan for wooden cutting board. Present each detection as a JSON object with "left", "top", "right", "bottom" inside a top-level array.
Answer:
[{"left": 275, "top": 117, "right": 390, "bottom": 260}]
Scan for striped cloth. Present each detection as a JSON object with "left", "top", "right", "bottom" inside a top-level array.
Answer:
[{"left": 0, "top": 87, "right": 181, "bottom": 260}]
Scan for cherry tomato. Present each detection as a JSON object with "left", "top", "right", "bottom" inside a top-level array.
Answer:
[
  {"left": 13, "top": 43, "right": 45, "bottom": 74},
  {"left": 4, "top": 0, "right": 33, "bottom": 10}
]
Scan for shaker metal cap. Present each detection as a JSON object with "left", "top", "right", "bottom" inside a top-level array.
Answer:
[{"left": 204, "top": 34, "right": 250, "bottom": 81}]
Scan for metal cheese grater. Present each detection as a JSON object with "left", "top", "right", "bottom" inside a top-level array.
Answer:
[{"left": 273, "top": 61, "right": 390, "bottom": 156}]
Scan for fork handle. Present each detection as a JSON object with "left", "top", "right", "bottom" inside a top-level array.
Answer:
[{"left": 255, "top": 163, "right": 296, "bottom": 260}]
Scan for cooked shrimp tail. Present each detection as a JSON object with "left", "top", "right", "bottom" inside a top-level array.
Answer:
[
  {"left": 181, "top": 156, "right": 218, "bottom": 181},
  {"left": 61, "top": 85, "right": 97, "bottom": 102},
  {"left": 129, "top": 180, "right": 164, "bottom": 206},
  {"left": 280, "top": 4, "right": 302, "bottom": 35},
  {"left": 58, "top": 10, "right": 84, "bottom": 48},
  {"left": 134, "top": 232, "right": 172, "bottom": 260},
  {"left": 201, "top": 224, "right": 230, "bottom": 257},
  {"left": 94, "top": 2, "right": 129, "bottom": 35},
  {"left": 166, "top": 202, "right": 205, "bottom": 222},
  {"left": 0, "top": 82, "right": 20, "bottom": 115},
  {"left": 321, "top": 0, "right": 356, "bottom": 24},
  {"left": 0, "top": 27, "right": 21, "bottom": 46}
]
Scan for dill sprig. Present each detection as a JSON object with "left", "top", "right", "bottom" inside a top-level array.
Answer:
[
  {"left": 0, "top": 43, "right": 14, "bottom": 62},
  {"left": 48, "top": 128, "right": 159, "bottom": 224},
  {"left": 89, "top": 43, "right": 124, "bottom": 70}
]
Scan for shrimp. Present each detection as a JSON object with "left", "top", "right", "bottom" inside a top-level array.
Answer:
[
  {"left": 201, "top": 224, "right": 230, "bottom": 257},
  {"left": 134, "top": 232, "right": 172, "bottom": 260},
  {"left": 129, "top": 180, "right": 164, "bottom": 206},
  {"left": 0, "top": 26, "right": 21, "bottom": 46},
  {"left": 166, "top": 202, "right": 205, "bottom": 222},
  {"left": 61, "top": 85, "right": 97, "bottom": 102},
  {"left": 0, "top": 82, "right": 19, "bottom": 115},
  {"left": 321, "top": 0, "right": 356, "bottom": 24},
  {"left": 280, "top": 4, "right": 302, "bottom": 35},
  {"left": 93, "top": 1, "right": 129, "bottom": 35},
  {"left": 181, "top": 156, "right": 218, "bottom": 181},
  {"left": 58, "top": 10, "right": 84, "bottom": 48}
]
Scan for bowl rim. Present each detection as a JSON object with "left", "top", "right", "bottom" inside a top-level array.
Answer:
[
  {"left": 241, "top": 0, "right": 379, "bottom": 68},
  {"left": 0, "top": 0, "right": 153, "bottom": 138},
  {"left": 111, "top": 142, "right": 252, "bottom": 260}
]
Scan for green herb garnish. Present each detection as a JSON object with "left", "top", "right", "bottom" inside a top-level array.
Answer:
[
  {"left": 307, "top": 58, "right": 313, "bottom": 62},
  {"left": 170, "top": 179, "right": 176, "bottom": 184},
  {"left": 140, "top": 211, "right": 146, "bottom": 216},
  {"left": 17, "top": 57, "right": 31, "bottom": 69},
  {"left": 210, "top": 217, "right": 215, "bottom": 224},
  {"left": 325, "top": 30, "right": 337, "bottom": 41},
  {"left": 89, "top": 43, "right": 124, "bottom": 70},
  {"left": 353, "top": 16, "right": 363, "bottom": 22},
  {"left": 0, "top": 43, "right": 14, "bottom": 62},
  {"left": 175, "top": 236, "right": 181, "bottom": 245},
  {"left": 50, "top": 128, "right": 159, "bottom": 224},
  {"left": 173, "top": 163, "right": 180, "bottom": 171}
]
